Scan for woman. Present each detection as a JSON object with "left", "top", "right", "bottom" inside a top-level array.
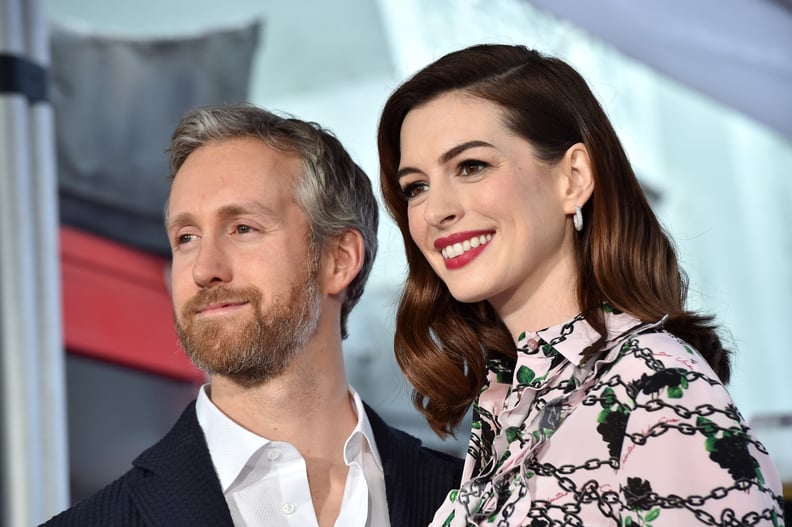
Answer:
[{"left": 378, "top": 44, "right": 784, "bottom": 526}]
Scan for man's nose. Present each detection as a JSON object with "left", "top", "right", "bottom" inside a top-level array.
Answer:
[{"left": 191, "top": 237, "right": 232, "bottom": 288}]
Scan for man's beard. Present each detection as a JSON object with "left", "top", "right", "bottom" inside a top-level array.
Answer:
[{"left": 174, "top": 258, "right": 321, "bottom": 387}]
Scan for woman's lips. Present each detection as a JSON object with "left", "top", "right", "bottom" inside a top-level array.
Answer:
[{"left": 433, "top": 231, "right": 494, "bottom": 270}]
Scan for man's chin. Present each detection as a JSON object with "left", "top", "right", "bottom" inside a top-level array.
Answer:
[
  {"left": 220, "top": 369, "right": 280, "bottom": 388},
  {"left": 192, "top": 356, "right": 290, "bottom": 388}
]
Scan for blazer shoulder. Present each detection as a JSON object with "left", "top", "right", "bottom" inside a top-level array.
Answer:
[
  {"left": 40, "top": 401, "right": 213, "bottom": 527},
  {"left": 39, "top": 468, "right": 146, "bottom": 527}
]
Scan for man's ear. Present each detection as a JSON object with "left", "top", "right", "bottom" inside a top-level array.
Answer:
[
  {"left": 322, "top": 229, "right": 365, "bottom": 295},
  {"left": 559, "top": 142, "right": 595, "bottom": 214}
]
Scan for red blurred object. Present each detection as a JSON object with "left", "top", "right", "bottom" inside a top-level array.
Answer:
[{"left": 60, "top": 226, "right": 204, "bottom": 383}]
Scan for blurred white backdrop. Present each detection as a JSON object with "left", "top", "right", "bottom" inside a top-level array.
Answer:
[{"left": 44, "top": 0, "right": 792, "bottom": 456}]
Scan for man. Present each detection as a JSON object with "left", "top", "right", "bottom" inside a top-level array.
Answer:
[{"left": 43, "top": 104, "right": 462, "bottom": 527}]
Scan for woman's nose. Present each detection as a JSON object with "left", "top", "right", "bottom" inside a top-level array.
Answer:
[{"left": 422, "top": 185, "right": 462, "bottom": 227}]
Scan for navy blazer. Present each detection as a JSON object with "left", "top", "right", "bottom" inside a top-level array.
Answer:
[{"left": 42, "top": 401, "right": 463, "bottom": 527}]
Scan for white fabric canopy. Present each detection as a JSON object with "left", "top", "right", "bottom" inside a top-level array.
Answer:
[{"left": 524, "top": 0, "right": 792, "bottom": 142}]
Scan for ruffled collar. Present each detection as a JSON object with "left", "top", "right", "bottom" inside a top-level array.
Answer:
[
  {"left": 437, "top": 307, "right": 665, "bottom": 526},
  {"left": 519, "top": 306, "right": 649, "bottom": 367}
]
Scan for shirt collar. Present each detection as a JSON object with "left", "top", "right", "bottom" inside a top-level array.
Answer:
[
  {"left": 195, "top": 384, "right": 269, "bottom": 492},
  {"left": 345, "top": 387, "right": 384, "bottom": 471},
  {"left": 522, "top": 307, "right": 647, "bottom": 367},
  {"left": 195, "top": 384, "right": 382, "bottom": 492}
]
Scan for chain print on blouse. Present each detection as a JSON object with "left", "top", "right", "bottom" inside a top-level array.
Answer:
[{"left": 431, "top": 308, "right": 785, "bottom": 527}]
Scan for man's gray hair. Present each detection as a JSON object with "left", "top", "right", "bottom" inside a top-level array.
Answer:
[{"left": 168, "top": 103, "right": 378, "bottom": 339}]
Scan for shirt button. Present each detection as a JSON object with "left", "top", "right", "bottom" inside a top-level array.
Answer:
[
  {"left": 526, "top": 338, "right": 539, "bottom": 351},
  {"left": 282, "top": 503, "right": 295, "bottom": 514},
  {"left": 267, "top": 449, "right": 281, "bottom": 461}
]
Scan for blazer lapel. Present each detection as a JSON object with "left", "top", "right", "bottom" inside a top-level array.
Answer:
[
  {"left": 366, "top": 403, "right": 463, "bottom": 527},
  {"left": 127, "top": 402, "right": 235, "bottom": 527},
  {"left": 366, "top": 404, "right": 421, "bottom": 526}
]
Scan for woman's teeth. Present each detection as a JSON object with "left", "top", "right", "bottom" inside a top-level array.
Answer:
[{"left": 441, "top": 234, "right": 492, "bottom": 259}]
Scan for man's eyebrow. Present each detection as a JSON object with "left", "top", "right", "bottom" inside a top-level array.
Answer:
[
  {"left": 165, "top": 201, "right": 275, "bottom": 231},
  {"left": 215, "top": 202, "right": 274, "bottom": 219},
  {"left": 396, "top": 140, "right": 495, "bottom": 181},
  {"left": 165, "top": 212, "right": 193, "bottom": 232}
]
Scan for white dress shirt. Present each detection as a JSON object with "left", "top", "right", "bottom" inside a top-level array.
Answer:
[{"left": 196, "top": 384, "right": 390, "bottom": 527}]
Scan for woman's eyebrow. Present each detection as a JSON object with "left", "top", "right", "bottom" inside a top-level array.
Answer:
[
  {"left": 397, "top": 140, "right": 494, "bottom": 181},
  {"left": 439, "top": 140, "right": 494, "bottom": 164}
]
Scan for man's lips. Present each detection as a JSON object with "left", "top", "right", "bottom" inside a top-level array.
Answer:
[{"left": 195, "top": 300, "right": 249, "bottom": 316}]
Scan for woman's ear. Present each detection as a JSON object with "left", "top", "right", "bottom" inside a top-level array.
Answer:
[
  {"left": 321, "top": 229, "right": 365, "bottom": 296},
  {"left": 559, "top": 142, "right": 595, "bottom": 214}
]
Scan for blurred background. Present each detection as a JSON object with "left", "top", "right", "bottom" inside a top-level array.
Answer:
[{"left": 2, "top": 0, "right": 791, "bottom": 524}]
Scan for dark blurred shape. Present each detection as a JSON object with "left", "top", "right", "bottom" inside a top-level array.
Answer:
[
  {"left": 66, "top": 354, "right": 199, "bottom": 502},
  {"left": 50, "top": 20, "right": 261, "bottom": 255}
]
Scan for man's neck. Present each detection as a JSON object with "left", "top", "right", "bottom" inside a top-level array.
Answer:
[
  {"left": 207, "top": 342, "right": 357, "bottom": 527},
  {"left": 207, "top": 341, "right": 357, "bottom": 457}
]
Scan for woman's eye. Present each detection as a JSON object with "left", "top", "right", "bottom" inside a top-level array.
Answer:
[
  {"left": 400, "top": 181, "right": 428, "bottom": 199},
  {"left": 459, "top": 160, "right": 488, "bottom": 177}
]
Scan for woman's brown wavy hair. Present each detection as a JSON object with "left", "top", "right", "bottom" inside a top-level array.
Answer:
[{"left": 377, "top": 44, "right": 731, "bottom": 438}]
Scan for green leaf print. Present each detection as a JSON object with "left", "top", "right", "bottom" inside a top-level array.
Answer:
[
  {"left": 496, "top": 450, "right": 512, "bottom": 470},
  {"left": 696, "top": 416, "right": 718, "bottom": 438},
  {"left": 601, "top": 387, "right": 617, "bottom": 408},
  {"left": 440, "top": 510, "right": 455, "bottom": 527},
  {"left": 505, "top": 426, "right": 521, "bottom": 443},
  {"left": 668, "top": 386, "right": 683, "bottom": 399},
  {"left": 621, "top": 508, "right": 660, "bottom": 526},
  {"left": 518, "top": 331, "right": 526, "bottom": 341},
  {"left": 516, "top": 365, "right": 535, "bottom": 384}
]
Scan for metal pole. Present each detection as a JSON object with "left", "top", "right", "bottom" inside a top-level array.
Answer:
[
  {"left": 0, "top": 0, "right": 70, "bottom": 524},
  {"left": 26, "top": 0, "right": 70, "bottom": 517}
]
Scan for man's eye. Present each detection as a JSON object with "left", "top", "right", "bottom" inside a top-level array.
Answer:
[
  {"left": 459, "top": 160, "right": 488, "bottom": 177},
  {"left": 177, "top": 233, "right": 196, "bottom": 245},
  {"left": 400, "top": 182, "right": 428, "bottom": 199},
  {"left": 234, "top": 224, "right": 254, "bottom": 234}
]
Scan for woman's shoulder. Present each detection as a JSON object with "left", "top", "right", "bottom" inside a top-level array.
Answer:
[{"left": 602, "top": 316, "right": 722, "bottom": 385}]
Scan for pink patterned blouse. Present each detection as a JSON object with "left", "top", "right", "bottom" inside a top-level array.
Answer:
[{"left": 430, "top": 308, "right": 784, "bottom": 526}]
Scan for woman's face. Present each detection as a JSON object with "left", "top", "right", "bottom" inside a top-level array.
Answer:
[{"left": 397, "top": 91, "right": 581, "bottom": 331}]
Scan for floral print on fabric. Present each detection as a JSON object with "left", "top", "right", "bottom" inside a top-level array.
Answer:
[{"left": 431, "top": 309, "right": 785, "bottom": 526}]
